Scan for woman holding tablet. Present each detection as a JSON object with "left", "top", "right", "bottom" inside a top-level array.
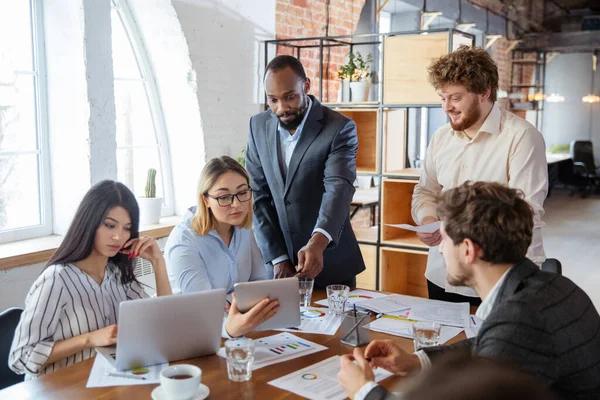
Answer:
[
  {"left": 9, "top": 181, "right": 172, "bottom": 379},
  {"left": 165, "top": 156, "right": 278, "bottom": 337}
]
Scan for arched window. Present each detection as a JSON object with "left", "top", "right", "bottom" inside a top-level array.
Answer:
[
  {"left": 0, "top": 0, "right": 51, "bottom": 243},
  {"left": 111, "top": 0, "right": 174, "bottom": 216}
]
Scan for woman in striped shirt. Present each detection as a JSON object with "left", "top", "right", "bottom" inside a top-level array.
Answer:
[{"left": 9, "top": 180, "right": 172, "bottom": 379}]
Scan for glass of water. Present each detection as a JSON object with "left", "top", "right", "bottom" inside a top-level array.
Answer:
[
  {"left": 326, "top": 285, "right": 349, "bottom": 315},
  {"left": 412, "top": 321, "right": 441, "bottom": 351},
  {"left": 298, "top": 277, "right": 314, "bottom": 307},
  {"left": 225, "top": 338, "right": 255, "bottom": 382}
]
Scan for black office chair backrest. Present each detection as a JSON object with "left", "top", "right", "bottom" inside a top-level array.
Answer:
[
  {"left": 541, "top": 258, "right": 562, "bottom": 275},
  {"left": 570, "top": 140, "right": 596, "bottom": 173},
  {"left": 0, "top": 308, "right": 24, "bottom": 389}
]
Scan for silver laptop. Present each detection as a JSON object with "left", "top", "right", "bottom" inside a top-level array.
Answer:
[
  {"left": 96, "top": 288, "right": 225, "bottom": 371},
  {"left": 234, "top": 277, "right": 301, "bottom": 331}
]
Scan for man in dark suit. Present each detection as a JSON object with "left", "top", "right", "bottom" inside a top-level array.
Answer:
[
  {"left": 338, "top": 182, "right": 600, "bottom": 400},
  {"left": 246, "top": 55, "right": 365, "bottom": 287}
]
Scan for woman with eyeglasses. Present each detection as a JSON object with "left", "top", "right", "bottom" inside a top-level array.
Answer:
[{"left": 164, "top": 156, "right": 278, "bottom": 337}]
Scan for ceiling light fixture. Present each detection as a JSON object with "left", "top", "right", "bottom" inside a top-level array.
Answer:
[
  {"left": 485, "top": 35, "right": 502, "bottom": 50},
  {"left": 546, "top": 93, "right": 565, "bottom": 103},
  {"left": 581, "top": 54, "right": 598, "bottom": 104},
  {"left": 421, "top": 11, "right": 443, "bottom": 30}
]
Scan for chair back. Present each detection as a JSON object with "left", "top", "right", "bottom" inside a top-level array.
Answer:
[
  {"left": 570, "top": 140, "right": 596, "bottom": 173},
  {"left": 541, "top": 258, "right": 562, "bottom": 275},
  {"left": 0, "top": 308, "right": 24, "bottom": 389}
]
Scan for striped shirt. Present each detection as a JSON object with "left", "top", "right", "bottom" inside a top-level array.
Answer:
[{"left": 9, "top": 263, "right": 148, "bottom": 379}]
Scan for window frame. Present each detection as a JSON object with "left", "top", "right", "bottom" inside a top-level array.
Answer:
[
  {"left": 0, "top": 0, "right": 52, "bottom": 244},
  {"left": 112, "top": 0, "right": 175, "bottom": 217}
]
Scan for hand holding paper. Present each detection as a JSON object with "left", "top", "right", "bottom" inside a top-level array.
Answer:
[{"left": 384, "top": 221, "right": 441, "bottom": 234}]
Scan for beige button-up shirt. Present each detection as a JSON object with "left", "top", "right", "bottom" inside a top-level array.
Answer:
[{"left": 412, "top": 103, "right": 548, "bottom": 297}]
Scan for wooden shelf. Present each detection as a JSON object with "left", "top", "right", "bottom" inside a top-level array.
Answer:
[
  {"left": 336, "top": 109, "right": 379, "bottom": 174},
  {"left": 325, "top": 101, "right": 380, "bottom": 108},
  {"left": 383, "top": 33, "right": 448, "bottom": 105},
  {"left": 383, "top": 168, "right": 421, "bottom": 178},
  {"left": 379, "top": 247, "right": 429, "bottom": 297},
  {"left": 381, "top": 179, "right": 419, "bottom": 243},
  {"left": 382, "top": 108, "right": 408, "bottom": 174},
  {"left": 357, "top": 244, "right": 377, "bottom": 290},
  {"left": 381, "top": 235, "right": 427, "bottom": 250}
]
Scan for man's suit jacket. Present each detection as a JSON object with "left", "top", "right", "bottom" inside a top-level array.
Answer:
[
  {"left": 246, "top": 95, "right": 365, "bottom": 287},
  {"left": 366, "top": 259, "right": 600, "bottom": 400}
]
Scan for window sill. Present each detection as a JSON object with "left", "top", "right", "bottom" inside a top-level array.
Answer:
[{"left": 0, "top": 216, "right": 181, "bottom": 271}]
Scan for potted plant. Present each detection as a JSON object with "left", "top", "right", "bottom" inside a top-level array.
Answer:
[
  {"left": 337, "top": 52, "right": 373, "bottom": 102},
  {"left": 137, "top": 168, "right": 163, "bottom": 225}
]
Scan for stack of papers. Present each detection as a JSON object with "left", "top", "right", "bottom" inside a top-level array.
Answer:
[
  {"left": 86, "top": 355, "right": 167, "bottom": 388},
  {"left": 276, "top": 307, "right": 343, "bottom": 335},
  {"left": 314, "top": 289, "right": 388, "bottom": 312},
  {"left": 407, "top": 301, "right": 470, "bottom": 328},
  {"left": 384, "top": 221, "right": 441, "bottom": 233},
  {"left": 367, "top": 315, "right": 463, "bottom": 344},
  {"left": 217, "top": 333, "right": 327, "bottom": 370},
  {"left": 268, "top": 356, "right": 393, "bottom": 400}
]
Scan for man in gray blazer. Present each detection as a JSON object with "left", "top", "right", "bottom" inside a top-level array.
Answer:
[
  {"left": 338, "top": 182, "right": 600, "bottom": 400},
  {"left": 246, "top": 55, "right": 365, "bottom": 287}
]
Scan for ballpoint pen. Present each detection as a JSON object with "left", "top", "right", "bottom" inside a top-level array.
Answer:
[{"left": 105, "top": 371, "right": 146, "bottom": 380}]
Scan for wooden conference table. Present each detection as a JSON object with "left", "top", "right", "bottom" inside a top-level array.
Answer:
[{"left": 0, "top": 289, "right": 467, "bottom": 400}]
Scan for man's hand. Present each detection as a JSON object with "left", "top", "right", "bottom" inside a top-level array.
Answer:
[
  {"left": 338, "top": 348, "right": 375, "bottom": 399},
  {"left": 273, "top": 259, "right": 296, "bottom": 279},
  {"left": 225, "top": 293, "right": 279, "bottom": 337},
  {"left": 364, "top": 340, "right": 421, "bottom": 376},
  {"left": 296, "top": 232, "right": 328, "bottom": 279},
  {"left": 416, "top": 216, "right": 441, "bottom": 247}
]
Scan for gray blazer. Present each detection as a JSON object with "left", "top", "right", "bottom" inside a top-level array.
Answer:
[
  {"left": 366, "top": 259, "right": 600, "bottom": 400},
  {"left": 246, "top": 95, "right": 365, "bottom": 287}
]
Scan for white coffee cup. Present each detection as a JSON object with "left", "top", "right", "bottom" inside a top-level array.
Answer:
[{"left": 160, "top": 364, "right": 202, "bottom": 400}]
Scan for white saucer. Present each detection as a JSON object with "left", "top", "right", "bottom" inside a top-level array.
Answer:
[{"left": 151, "top": 383, "right": 210, "bottom": 400}]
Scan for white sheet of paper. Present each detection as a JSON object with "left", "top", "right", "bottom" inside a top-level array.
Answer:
[
  {"left": 384, "top": 221, "right": 441, "bottom": 233},
  {"left": 314, "top": 290, "right": 388, "bottom": 311},
  {"left": 86, "top": 355, "right": 167, "bottom": 388},
  {"left": 367, "top": 318, "right": 463, "bottom": 344},
  {"left": 218, "top": 333, "right": 327, "bottom": 370},
  {"left": 465, "top": 314, "right": 483, "bottom": 338},
  {"left": 355, "top": 294, "right": 413, "bottom": 314},
  {"left": 276, "top": 307, "right": 343, "bottom": 335},
  {"left": 408, "top": 301, "right": 470, "bottom": 328},
  {"left": 268, "top": 355, "right": 393, "bottom": 400}
]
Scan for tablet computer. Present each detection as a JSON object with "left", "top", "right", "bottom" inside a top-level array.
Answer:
[{"left": 234, "top": 278, "right": 301, "bottom": 331}]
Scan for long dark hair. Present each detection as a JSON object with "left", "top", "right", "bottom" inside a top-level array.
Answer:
[{"left": 47, "top": 180, "right": 140, "bottom": 285}]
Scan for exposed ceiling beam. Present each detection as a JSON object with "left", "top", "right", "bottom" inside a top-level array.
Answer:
[{"left": 517, "top": 30, "right": 600, "bottom": 53}]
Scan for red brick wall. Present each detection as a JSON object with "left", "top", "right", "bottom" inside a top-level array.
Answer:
[{"left": 275, "top": 0, "right": 367, "bottom": 102}]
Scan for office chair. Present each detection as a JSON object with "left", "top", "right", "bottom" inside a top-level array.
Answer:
[
  {"left": 541, "top": 258, "right": 562, "bottom": 275},
  {"left": 570, "top": 140, "right": 600, "bottom": 197},
  {"left": 0, "top": 308, "right": 24, "bottom": 389}
]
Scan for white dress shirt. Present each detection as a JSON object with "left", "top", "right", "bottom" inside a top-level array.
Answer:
[
  {"left": 271, "top": 97, "right": 333, "bottom": 266},
  {"left": 412, "top": 103, "right": 547, "bottom": 296}
]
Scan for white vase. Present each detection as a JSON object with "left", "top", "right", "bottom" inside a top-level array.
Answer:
[
  {"left": 137, "top": 197, "right": 163, "bottom": 225},
  {"left": 337, "top": 79, "right": 350, "bottom": 102},
  {"left": 349, "top": 81, "right": 371, "bottom": 102}
]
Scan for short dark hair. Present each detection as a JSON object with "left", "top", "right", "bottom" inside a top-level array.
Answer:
[
  {"left": 47, "top": 180, "right": 140, "bottom": 285},
  {"left": 436, "top": 181, "right": 533, "bottom": 264},
  {"left": 264, "top": 55, "right": 307, "bottom": 81},
  {"left": 404, "top": 354, "right": 557, "bottom": 400}
]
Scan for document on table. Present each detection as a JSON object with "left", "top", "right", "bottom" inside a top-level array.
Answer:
[
  {"left": 357, "top": 294, "right": 414, "bottom": 314},
  {"left": 408, "top": 301, "right": 470, "bottom": 328},
  {"left": 314, "top": 289, "right": 388, "bottom": 311},
  {"left": 367, "top": 316, "right": 463, "bottom": 344},
  {"left": 384, "top": 221, "right": 441, "bottom": 233},
  {"left": 86, "top": 355, "right": 167, "bottom": 388},
  {"left": 268, "top": 355, "right": 394, "bottom": 400},
  {"left": 465, "top": 314, "right": 483, "bottom": 338},
  {"left": 276, "top": 307, "right": 343, "bottom": 335},
  {"left": 218, "top": 333, "right": 327, "bottom": 370}
]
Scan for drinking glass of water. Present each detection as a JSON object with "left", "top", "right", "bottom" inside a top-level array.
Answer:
[
  {"left": 298, "top": 277, "right": 314, "bottom": 307},
  {"left": 412, "top": 321, "right": 441, "bottom": 351},
  {"left": 326, "top": 285, "right": 350, "bottom": 315},
  {"left": 225, "top": 338, "right": 255, "bottom": 382}
]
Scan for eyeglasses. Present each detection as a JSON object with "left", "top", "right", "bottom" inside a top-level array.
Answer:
[{"left": 205, "top": 189, "right": 253, "bottom": 207}]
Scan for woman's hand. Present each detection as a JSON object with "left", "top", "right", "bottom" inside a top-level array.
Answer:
[
  {"left": 225, "top": 293, "right": 279, "bottom": 337},
  {"left": 87, "top": 324, "right": 118, "bottom": 347},
  {"left": 120, "top": 236, "right": 163, "bottom": 264}
]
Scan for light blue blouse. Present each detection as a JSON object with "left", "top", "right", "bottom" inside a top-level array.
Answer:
[{"left": 164, "top": 215, "right": 268, "bottom": 294}]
